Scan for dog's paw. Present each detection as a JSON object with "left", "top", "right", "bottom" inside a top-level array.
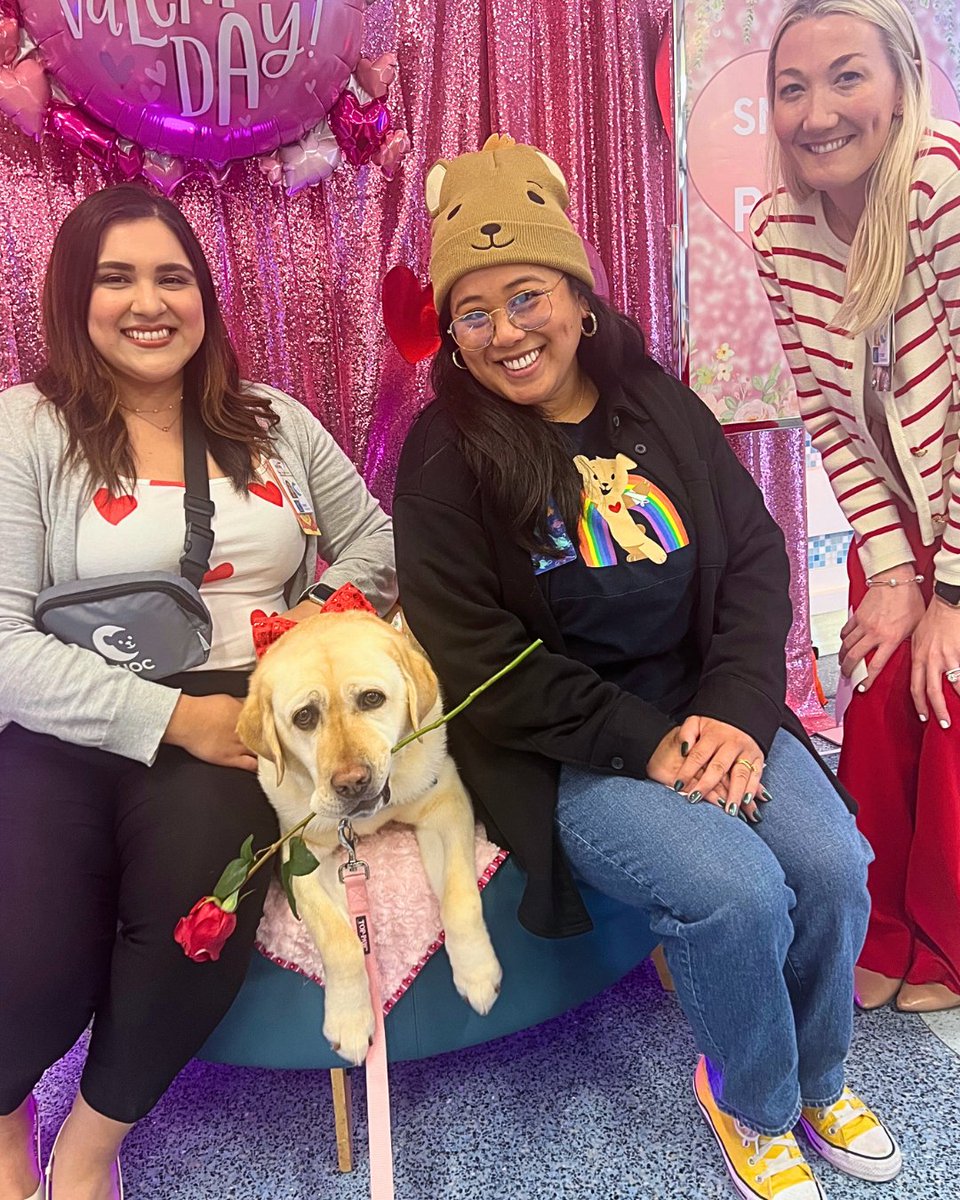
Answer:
[
  {"left": 447, "top": 936, "right": 503, "bottom": 1015},
  {"left": 323, "top": 992, "right": 377, "bottom": 1066}
]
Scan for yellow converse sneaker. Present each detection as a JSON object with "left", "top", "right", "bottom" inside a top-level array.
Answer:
[
  {"left": 694, "top": 1058, "right": 826, "bottom": 1200},
  {"left": 799, "top": 1089, "right": 902, "bottom": 1182}
]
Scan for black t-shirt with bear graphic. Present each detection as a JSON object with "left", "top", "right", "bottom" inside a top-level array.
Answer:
[{"left": 535, "top": 401, "right": 700, "bottom": 716}]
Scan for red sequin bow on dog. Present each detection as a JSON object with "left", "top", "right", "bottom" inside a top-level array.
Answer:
[{"left": 250, "top": 583, "right": 377, "bottom": 659}]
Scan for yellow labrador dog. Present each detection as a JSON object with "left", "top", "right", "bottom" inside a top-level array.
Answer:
[{"left": 237, "top": 610, "right": 502, "bottom": 1065}]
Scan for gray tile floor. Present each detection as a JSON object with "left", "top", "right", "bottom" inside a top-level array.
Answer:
[{"left": 35, "top": 960, "right": 960, "bottom": 1198}]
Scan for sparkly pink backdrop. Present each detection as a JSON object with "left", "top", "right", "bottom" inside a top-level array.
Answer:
[{"left": 0, "top": 0, "right": 822, "bottom": 725}]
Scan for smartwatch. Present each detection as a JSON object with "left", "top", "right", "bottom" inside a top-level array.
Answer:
[
  {"left": 934, "top": 581, "right": 960, "bottom": 607},
  {"left": 298, "top": 581, "right": 336, "bottom": 607}
]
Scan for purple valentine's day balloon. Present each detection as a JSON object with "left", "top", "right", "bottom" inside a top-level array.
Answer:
[{"left": 21, "top": 1, "right": 365, "bottom": 165}]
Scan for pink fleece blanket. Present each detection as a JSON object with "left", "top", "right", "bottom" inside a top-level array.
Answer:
[{"left": 255, "top": 824, "right": 507, "bottom": 1014}]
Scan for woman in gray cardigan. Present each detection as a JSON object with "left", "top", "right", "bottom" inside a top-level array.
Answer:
[{"left": 0, "top": 186, "right": 396, "bottom": 1200}]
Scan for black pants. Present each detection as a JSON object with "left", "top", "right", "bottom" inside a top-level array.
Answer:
[{"left": 0, "top": 671, "right": 278, "bottom": 1123}]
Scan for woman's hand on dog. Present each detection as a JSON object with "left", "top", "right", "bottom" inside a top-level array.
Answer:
[
  {"left": 163, "top": 694, "right": 259, "bottom": 772},
  {"left": 647, "top": 719, "right": 766, "bottom": 823}
]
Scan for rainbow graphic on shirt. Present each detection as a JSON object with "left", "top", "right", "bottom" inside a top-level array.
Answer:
[{"left": 577, "top": 474, "right": 690, "bottom": 568}]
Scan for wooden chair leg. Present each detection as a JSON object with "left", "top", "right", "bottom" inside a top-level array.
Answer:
[
  {"left": 651, "top": 943, "right": 675, "bottom": 992},
  {"left": 329, "top": 1067, "right": 354, "bottom": 1173}
]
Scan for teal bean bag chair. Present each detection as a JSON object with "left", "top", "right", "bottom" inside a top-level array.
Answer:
[{"left": 198, "top": 855, "right": 658, "bottom": 1070}]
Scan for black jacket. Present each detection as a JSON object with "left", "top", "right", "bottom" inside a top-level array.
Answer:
[{"left": 393, "top": 362, "right": 854, "bottom": 937}]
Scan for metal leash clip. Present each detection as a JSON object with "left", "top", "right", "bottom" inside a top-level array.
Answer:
[{"left": 337, "top": 818, "right": 370, "bottom": 882}]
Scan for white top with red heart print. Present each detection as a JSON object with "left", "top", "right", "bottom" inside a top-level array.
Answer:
[{"left": 77, "top": 463, "right": 305, "bottom": 670}]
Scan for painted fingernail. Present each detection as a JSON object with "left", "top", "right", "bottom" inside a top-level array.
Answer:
[
  {"left": 681, "top": 741, "right": 690, "bottom": 756},
  {"left": 919, "top": 713, "right": 928, "bottom": 723},
  {"left": 674, "top": 780, "right": 684, "bottom": 791},
  {"left": 744, "top": 793, "right": 754, "bottom": 806},
  {"left": 725, "top": 801, "right": 739, "bottom": 817},
  {"left": 760, "top": 787, "right": 773, "bottom": 802},
  {"left": 687, "top": 790, "right": 702, "bottom": 804},
  {"left": 941, "top": 719, "right": 951, "bottom": 730}
]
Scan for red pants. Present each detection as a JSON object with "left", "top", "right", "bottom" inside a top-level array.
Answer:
[{"left": 839, "top": 526, "right": 960, "bottom": 993}]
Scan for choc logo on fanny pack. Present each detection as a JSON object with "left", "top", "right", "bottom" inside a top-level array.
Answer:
[{"left": 91, "top": 624, "right": 156, "bottom": 674}]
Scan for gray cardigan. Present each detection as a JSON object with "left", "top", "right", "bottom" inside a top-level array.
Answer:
[{"left": 0, "top": 382, "right": 397, "bottom": 764}]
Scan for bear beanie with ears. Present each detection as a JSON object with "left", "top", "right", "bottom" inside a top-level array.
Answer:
[{"left": 426, "top": 134, "right": 595, "bottom": 312}]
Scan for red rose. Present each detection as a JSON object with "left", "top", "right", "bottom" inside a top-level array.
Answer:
[{"left": 174, "top": 897, "right": 237, "bottom": 962}]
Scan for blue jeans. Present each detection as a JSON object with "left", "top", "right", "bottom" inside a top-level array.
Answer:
[{"left": 555, "top": 728, "right": 872, "bottom": 1135}]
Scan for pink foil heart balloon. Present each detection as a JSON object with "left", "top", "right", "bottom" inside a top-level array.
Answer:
[
  {"left": 114, "top": 138, "right": 143, "bottom": 181},
  {"left": 140, "top": 150, "right": 189, "bottom": 196},
  {"left": 0, "top": 56, "right": 50, "bottom": 139},
  {"left": 48, "top": 102, "right": 116, "bottom": 166},
  {"left": 0, "top": 17, "right": 18, "bottom": 67},
  {"left": 374, "top": 128, "right": 410, "bottom": 181},
  {"left": 327, "top": 90, "right": 390, "bottom": 167},
  {"left": 279, "top": 124, "right": 341, "bottom": 195},
  {"left": 258, "top": 152, "right": 284, "bottom": 189},
  {"left": 354, "top": 53, "right": 398, "bottom": 100}
]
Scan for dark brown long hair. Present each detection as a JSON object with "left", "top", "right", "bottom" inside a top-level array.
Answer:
[
  {"left": 431, "top": 276, "right": 652, "bottom": 555},
  {"left": 35, "top": 184, "right": 277, "bottom": 493}
]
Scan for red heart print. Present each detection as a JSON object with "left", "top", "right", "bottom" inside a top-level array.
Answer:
[
  {"left": 94, "top": 488, "right": 138, "bottom": 525},
  {"left": 382, "top": 266, "right": 441, "bottom": 365},
  {"left": 249, "top": 481, "right": 283, "bottom": 506},
  {"left": 203, "top": 563, "right": 234, "bottom": 584},
  {"left": 608, "top": 502, "right": 622, "bottom": 513}
]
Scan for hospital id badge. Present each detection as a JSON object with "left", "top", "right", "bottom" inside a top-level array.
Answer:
[
  {"left": 870, "top": 315, "right": 895, "bottom": 394},
  {"left": 263, "top": 456, "right": 320, "bottom": 535}
]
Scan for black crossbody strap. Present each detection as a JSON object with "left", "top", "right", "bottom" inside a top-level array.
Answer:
[{"left": 179, "top": 403, "right": 215, "bottom": 589}]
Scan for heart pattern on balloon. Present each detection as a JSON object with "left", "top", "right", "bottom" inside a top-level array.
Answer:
[
  {"left": 248, "top": 481, "right": 284, "bottom": 506},
  {"left": 93, "top": 489, "right": 138, "bottom": 525},
  {"left": 327, "top": 91, "right": 390, "bottom": 167},
  {"left": 381, "top": 266, "right": 441, "bottom": 365}
]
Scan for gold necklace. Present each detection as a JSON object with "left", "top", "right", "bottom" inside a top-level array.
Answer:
[
  {"left": 119, "top": 393, "right": 183, "bottom": 433},
  {"left": 121, "top": 406, "right": 182, "bottom": 433}
]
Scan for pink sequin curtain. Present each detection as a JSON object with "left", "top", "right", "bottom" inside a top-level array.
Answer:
[
  {"left": 0, "top": 0, "right": 823, "bottom": 724},
  {"left": 0, "top": 0, "right": 673, "bottom": 499}
]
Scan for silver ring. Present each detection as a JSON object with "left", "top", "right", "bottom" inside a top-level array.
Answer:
[{"left": 946, "top": 667, "right": 960, "bottom": 684}]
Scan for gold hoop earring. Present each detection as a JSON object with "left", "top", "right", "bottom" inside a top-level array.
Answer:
[
  {"left": 581, "top": 312, "right": 598, "bottom": 338},
  {"left": 452, "top": 349, "right": 468, "bottom": 370}
]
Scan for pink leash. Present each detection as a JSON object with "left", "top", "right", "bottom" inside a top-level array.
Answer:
[{"left": 338, "top": 820, "right": 395, "bottom": 1200}]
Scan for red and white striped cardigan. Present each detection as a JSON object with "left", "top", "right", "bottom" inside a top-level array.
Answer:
[{"left": 750, "top": 118, "right": 960, "bottom": 584}]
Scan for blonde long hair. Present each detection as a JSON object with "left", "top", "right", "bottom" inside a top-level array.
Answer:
[{"left": 766, "top": 0, "right": 931, "bottom": 335}]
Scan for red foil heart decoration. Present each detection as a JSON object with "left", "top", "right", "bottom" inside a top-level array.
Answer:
[
  {"left": 327, "top": 90, "right": 390, "bottom": 167},
  {"left": 382, "top": 266, "right": 441, "bottom": 365}
]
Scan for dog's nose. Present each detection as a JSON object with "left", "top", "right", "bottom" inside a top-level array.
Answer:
[
  {"left": 480, "top": 223, "right": 502, "bottom": 237},
  {"left": 331, "top": 764, "right": 372, "bottom": 799}
]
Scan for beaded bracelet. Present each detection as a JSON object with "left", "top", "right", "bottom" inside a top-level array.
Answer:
[{"left": 864, "top": 573, "right": 925, "bottom": 588}]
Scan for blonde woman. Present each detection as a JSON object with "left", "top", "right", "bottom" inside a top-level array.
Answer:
[{"left": 752, "top": 0, "right": 960, "bottom": 1012}]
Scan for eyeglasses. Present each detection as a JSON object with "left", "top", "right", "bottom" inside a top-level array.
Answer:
[{"left": 448, "top": 277, "right": 565, "bottom": 351}]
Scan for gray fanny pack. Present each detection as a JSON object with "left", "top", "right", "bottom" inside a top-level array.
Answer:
[{"left": 35, "top": 406, "right": 216, "bottom": 680}]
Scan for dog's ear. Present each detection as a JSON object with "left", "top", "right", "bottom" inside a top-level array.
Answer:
[
  {"left": 392, "top": 638, "right": 439, "bottom": 734},
  {"left": 237, "top": 674, "right": 286, "bottom": 786},
  {"left": 615, "top": 453, "right": 637, "bottom": 474},
  {"left": 573, "top": 454, "right": 594, "bottom": 487}
]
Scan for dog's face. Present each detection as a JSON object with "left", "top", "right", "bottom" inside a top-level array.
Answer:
[
  {"left": 574, "top": 453, "right": 637, "bottom": 505},
  {"left": 237, "top": 612, "right": 438, "bottom": 825}
]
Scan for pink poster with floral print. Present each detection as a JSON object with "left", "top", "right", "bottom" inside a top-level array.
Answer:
[{"left": 683, "top": 0, "right": 960, "bottom": 429}]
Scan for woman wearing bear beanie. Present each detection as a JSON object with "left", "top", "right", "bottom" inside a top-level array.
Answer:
[{"left": 393, "top": 135, "right": 898, "bottom": 1200}]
